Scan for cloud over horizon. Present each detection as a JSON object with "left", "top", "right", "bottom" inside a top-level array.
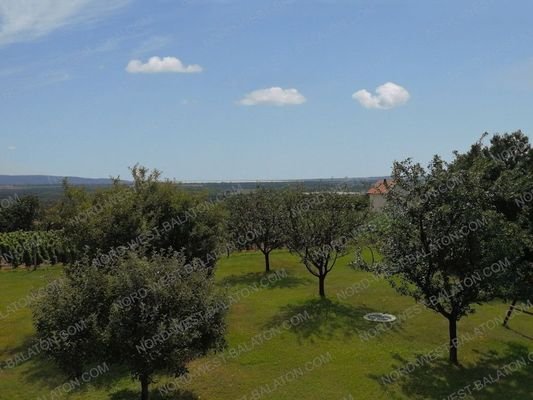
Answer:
[
  {"left": 0, "top": 0, "right": 130, "bottom": 46},
  {"left": 353, "top": 82, "right": 410, "bottom": 109},
  {"left": 126, "top": 56, "right": 203, "bottom": 74},
  {"left": 239, "top": 87, "right": 306, "bottom": 106}
]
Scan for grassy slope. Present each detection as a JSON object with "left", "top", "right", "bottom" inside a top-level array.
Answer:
[{"left": 0, "top": 251, "right": 532, "bottom": 400}]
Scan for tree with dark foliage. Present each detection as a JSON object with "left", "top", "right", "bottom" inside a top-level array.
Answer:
[
  {"left": 33, "top": 249, "right": 227, "bottom": 400},
  {"left": 0, "top": 195, "right": 40, "bottom": 232},
  {"left": 226, "top": 187, "right": 287, "bottom": 272},
  {"left": 358, "top": 155, "right": 521, "bottom": 364},
  {"left": 286, "top": 190, "right": 366, "bottom": 297},
  {"left": 453, "top": 131, "right": 533, "bottom": 326},
  {"left": 55, "top": 165, "right": 225, "bottom": 269}
]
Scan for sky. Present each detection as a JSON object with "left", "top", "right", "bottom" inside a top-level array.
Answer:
[{"left": 0, "top": 0, "right": 532, "bottom": 181}]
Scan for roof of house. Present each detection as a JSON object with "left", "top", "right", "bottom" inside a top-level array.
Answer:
[{"left": 367, "top": 179, "right": 394, "bottom": 195}]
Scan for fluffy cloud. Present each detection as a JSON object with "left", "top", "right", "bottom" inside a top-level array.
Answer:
[
  {"left": 239, "top": 87, "right": 306, "bottom": 106},
  {"left": 352, "top": 82, "right": 410, "bottom": 109},
  {"left": 126, "top": 57, "right": 203, "bottom": 74},
  {"left": 0, "top": 0, "right": 129, "bottom": 46}
]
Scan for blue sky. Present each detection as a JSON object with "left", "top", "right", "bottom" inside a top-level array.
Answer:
[{"left": 0, "top": 0, "right": 532, "bottom": 181}]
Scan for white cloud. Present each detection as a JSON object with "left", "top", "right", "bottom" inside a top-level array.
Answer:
[
  {"left": 352, "top": 82, "right": 410, "bottom": 109},
  {"left": 239, "top": 87, "right": 306, "bottom": 106},
  {"left": 126, "top": 56, "right": 203, "bottom": 74},
  {"left": 7, "top": 145, "right": 16, "bottom": 151},
  {"left": 0, "top": 0, "right": 130, "bottom": 46}
]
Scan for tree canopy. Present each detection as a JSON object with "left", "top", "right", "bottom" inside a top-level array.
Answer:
[
  {"left": 33, "top": 249, "right": 227, "bottom": 400},
  {"left": 453, "top": 131, "right": 533, "bottom": 324},
  {"left": 358, "top": 154, "right": 522, "bottom": 364},
  {"left": 53, "top": 165, "right": 225, "bottom": 270},
  {"left": 0, "top": 194, "right": 40, "bottom": 232},
  {"left": 226, "top": 187, "right": 287, "bottom": 272},
  {"left": 286, "top": 190, "right": 367, "bottom": 297}
]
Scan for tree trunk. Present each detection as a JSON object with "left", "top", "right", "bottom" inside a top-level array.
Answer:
[
  {"left": 503, "top": 299, "right": 518, "bottom": 327},
  {"left": 319, "top": 275, "right": 326, "bottom": 298},
  {"left": 264, "top": 251, "right": 270, "bottom": 273},
  {"left": 448, "top": 317, "right": 458, "bottom": 365},
  {"left": 32, "top": 247, "right": 37, "bottom": 272},
  {"left": 140, "top": 375, "right": 149, "bottom": 400}
]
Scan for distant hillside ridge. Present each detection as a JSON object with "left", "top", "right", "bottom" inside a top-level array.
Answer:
[
  {"left": 0, "top": 175, "right": 389, "bottom": 204},
  {"left": 0, "top": 175, "right": 389, "bottom": 187},
  {"left": 0, "top": 175, "right": 123, "bottom": 186}
]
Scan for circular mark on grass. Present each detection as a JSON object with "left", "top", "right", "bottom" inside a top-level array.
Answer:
[{"left": 364, "top": 313, "right": 397, "bottom": 323}]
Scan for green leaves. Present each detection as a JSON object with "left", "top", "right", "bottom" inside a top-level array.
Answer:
[
  {"left": 226, "top": 187, "right": 288, "bottom": 270},
  {"left": 0, "top": 195, "right": 40, "bottom": 232},
  {"left": 33, "top": 249, "right": 227, "bottom": 388},
  {"left": 0, "top": 230, "right": 72, "bottom": 267},
  {"left": 369, "top": 134, "right": 530, "bottom": 322},
  {"left": 56, "top": 166, "right": 225, "bottom": 270},
  {"left": 285, "top": 190, "right": 367, "bottom": 296}
]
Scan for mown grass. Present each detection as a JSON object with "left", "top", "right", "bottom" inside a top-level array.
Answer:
[{"left": 0, "top": 250, "right": 532, "bottom": 400}]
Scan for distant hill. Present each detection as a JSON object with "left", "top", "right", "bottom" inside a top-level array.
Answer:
[
  {"left": 0, "top": 175, "right": 388, "bottom": 204},
  {"left": 0, "top": 175, "right": 121, "bottom": 186},
  {"left": 0, "top": 175, "right": 388, "bottom": 188}
]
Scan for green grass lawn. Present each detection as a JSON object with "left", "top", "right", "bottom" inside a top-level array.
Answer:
[{"left": 1, "top": 250, "right": 532, "bottom": 400}]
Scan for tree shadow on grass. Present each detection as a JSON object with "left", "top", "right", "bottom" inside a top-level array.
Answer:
[
  {"left": 21, "top": 357, "right": 130, "bottom": 393},
  {"left": 19, "top": 355, "right": 65, "bottom": 390},
  {"left": 0, "top": 335, "right": 35, "bottom": 358},
  {"left": 505, "top": 326, "right": 533, "bottom": 341},
  {"left": 219, "top": 270, "right": 311, "bottom": 290},
  {"left": 371, "top": 342, "right": 533, "bottom": 400},
  {"left": 22, "top": 357, "right": 199, "bottom": 400},
  {"left": 264, "top": 298, "right": 391, "bottom": 342},
  {"left": 110, "top": 388, "right": 198, "bottom": 400}
]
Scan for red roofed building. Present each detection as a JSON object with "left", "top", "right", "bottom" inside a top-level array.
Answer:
[{"left": 367, "top": 179, "right": 394, "bottom": 211}]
